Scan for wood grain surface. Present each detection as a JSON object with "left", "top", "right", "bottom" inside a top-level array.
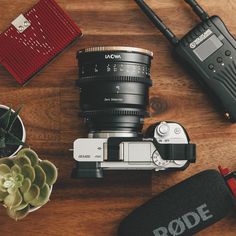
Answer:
[{"left": 0, "top": 0, "right": 236, "bottom": 235}]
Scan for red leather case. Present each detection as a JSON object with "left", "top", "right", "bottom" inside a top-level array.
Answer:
[{"left": 0, "top": 0, "right": 82, "bottom": 85}]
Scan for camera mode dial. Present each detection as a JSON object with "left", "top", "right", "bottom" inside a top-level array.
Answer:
[{"left": 152, "top": 150, "right": 170, "bottom": 167}]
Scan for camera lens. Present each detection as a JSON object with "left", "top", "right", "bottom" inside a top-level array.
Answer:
[{"left": 77, "top": 46, "right": 153, "bottom": 137}]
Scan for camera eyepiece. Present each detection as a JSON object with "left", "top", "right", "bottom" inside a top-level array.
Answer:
[{"left": 77, "top": 46, "right": 153, "bottom": 137}]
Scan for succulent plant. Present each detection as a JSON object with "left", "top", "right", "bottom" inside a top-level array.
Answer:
[
  {"left": 0, "top": 148, "right": 58, "bottom": 220},
  {"left": 0, "top": 107, "right": 26, "bottom": 158}
]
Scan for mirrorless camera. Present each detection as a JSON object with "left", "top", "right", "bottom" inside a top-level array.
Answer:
[{"left": 71, "top": 46, "right": 196, "bottom": 178}]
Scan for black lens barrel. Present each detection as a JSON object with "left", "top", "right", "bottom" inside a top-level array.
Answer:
[{"left": 77, "top": 46, "right": 153, "bottom": 133}]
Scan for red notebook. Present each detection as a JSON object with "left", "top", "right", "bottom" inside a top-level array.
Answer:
[{"left": 0, "top": 0, "right": 82, "bottom": 85}]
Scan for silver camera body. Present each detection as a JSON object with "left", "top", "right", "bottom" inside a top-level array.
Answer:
[{"left": 72, "top": 122, "right": 196, "bottom": 178}]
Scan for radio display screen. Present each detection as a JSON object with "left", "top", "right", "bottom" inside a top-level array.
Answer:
[{"left": 193, "top": 34, "right": 223, "bottom": 61}]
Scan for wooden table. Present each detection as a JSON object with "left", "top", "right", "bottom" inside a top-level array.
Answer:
[{"left": 0, "top": 0, "right": 236, "bottom": 235}]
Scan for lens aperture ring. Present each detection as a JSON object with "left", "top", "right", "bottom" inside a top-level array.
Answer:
[{"left": 77, "top": 76, "right": 152, "bottom": 86}]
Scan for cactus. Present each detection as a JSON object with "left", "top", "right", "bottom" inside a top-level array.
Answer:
[
  {"left": 0, "top": 107, "right": 26, "bottom": 158},
  {"left": 0, "top": 148, "right": 58, "bottom": 220}
]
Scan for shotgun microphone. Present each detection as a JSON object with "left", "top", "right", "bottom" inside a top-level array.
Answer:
[
  {"left": 135, "top": 0, "right": 236, "bottom": 122},
  {"left": 118, "top": 168, "right": 236, "bottom": 236}
]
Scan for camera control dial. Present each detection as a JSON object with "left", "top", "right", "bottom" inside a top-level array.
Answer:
[{"left": 152, "top": 150, "right": 170, "bottom": 167}]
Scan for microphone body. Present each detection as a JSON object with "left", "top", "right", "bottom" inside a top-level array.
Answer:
[{"left": 118, "top": 170, "right": 235, "bottom": 236}]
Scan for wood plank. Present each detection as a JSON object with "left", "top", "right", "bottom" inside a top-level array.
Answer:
[{"left": 0, "top": 0, "right": 236, "bottom": 235}]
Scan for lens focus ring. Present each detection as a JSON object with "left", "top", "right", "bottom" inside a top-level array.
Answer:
[{"left": 82, "top": 108, "right": 148, "bottom": 117}]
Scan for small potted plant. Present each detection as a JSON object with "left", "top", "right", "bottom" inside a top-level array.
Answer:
[
  {"left": 0, "top": 105, "right": 26, "bottom": 158},
  {"left": 0, "top": 148, "right": 58, "bottom": 220}
]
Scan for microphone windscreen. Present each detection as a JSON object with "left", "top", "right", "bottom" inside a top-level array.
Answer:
[{"left": 118, "top": 170, "right": 235, "bottom": 236}]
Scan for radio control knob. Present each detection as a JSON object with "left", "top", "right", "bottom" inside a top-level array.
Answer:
[
  {"left": 157, "top": 122, "right": 170, "bottom": 137},
  {"left": 217, "top": 57, "right": 223, "bottom": 63},
  {"left": 225, "top": 50, "right": 231, "bottom": 56},
  {"left": 208, "top": 64, "right": 214, "bottom": 70}
]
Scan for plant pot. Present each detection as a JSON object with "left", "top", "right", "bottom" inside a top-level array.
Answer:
[{"left": 0, "top": 105, "right": 26, "bottom": 157}]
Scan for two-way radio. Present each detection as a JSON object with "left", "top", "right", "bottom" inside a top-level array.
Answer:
[{"left": 135, "top": 0, "right": 236, "bottom": 122}]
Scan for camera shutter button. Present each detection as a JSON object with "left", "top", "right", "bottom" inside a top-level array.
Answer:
[{"left": 157, "top": 122, "right": 170, "bottom": 137}]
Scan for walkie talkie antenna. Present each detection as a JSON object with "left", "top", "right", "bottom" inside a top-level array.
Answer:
[
  {"left": 135, "top": 0, "right": 179, "bottom": 46},
  {"left": 185, "top": 0, "right": 209, "bottom": 21}
]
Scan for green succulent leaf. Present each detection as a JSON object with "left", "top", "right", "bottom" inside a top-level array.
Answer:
[
  {"left": 0, "top": 157, "right": 14, "bottom": 168},
  {"left": 30, "top": 184, "right": 51, "bottom": 207},
  {"left": 2, "top": 172, "right": 23, "bottom": 194},
  {"left": 0, "top": 107, "right": 26, "bottom": 159},
  {"left": 17, "top": 148, "right": 38, "bottom": 166},
  {"left": 39, "top": 160, "right": 58, "bottom": 186},
  {"left": 0, "top": 164, "right": 11, "bottom": 176},
  {"left": 0, "top": 178, "right": 7, "bottom": 192},
  {"left": 4, "top": 189, "right": 22, "bottom": 209},
  {"left": 0, "top": 189, "right": 8, "bottom": 201},
  {"left": 14, "top": 156, "right": 31, "bottom": 167},
  {"left": 0, "top": 135, "right": 6, "bottom": 149},
  {"left": 8, "top": 107, "right": 22, "bottom": 132},
  {"left": 7, "top": 205, "right": 30, "bottom": 221},
  {"left": 34, "top": 165, "right": 46, "bottom": 188},
  {"left": 2, "top": 173, "right": 12, "bottom": 179},
  {"left": 23, "top": 184, "right": 40, "bottom": 203},
  {"left": 11, "top": 164, "right": 21, "bottom": 174},
  {"left": 7, "top": 185, "right": 18, "bottom": 195},
  {"left": 0, "top": 186, "right": 6, "bottom": 192},
  {"left": 21, "top": 164, "right": 35, "bottom": 182},
  {"left": 0, "top": 108, "right": 11, "bottom": 130},
  {"left": 11, "top": 201, "right": 28, "bottom": 211},
  {"left": 5, "top": 131, "right": 25, "bottom": 146},
  {"left": 20, "top": 178, "right": 31, "bottom": 193},
  {"left": 14, "top": 174, "right": 24, "bottom": 186}
]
